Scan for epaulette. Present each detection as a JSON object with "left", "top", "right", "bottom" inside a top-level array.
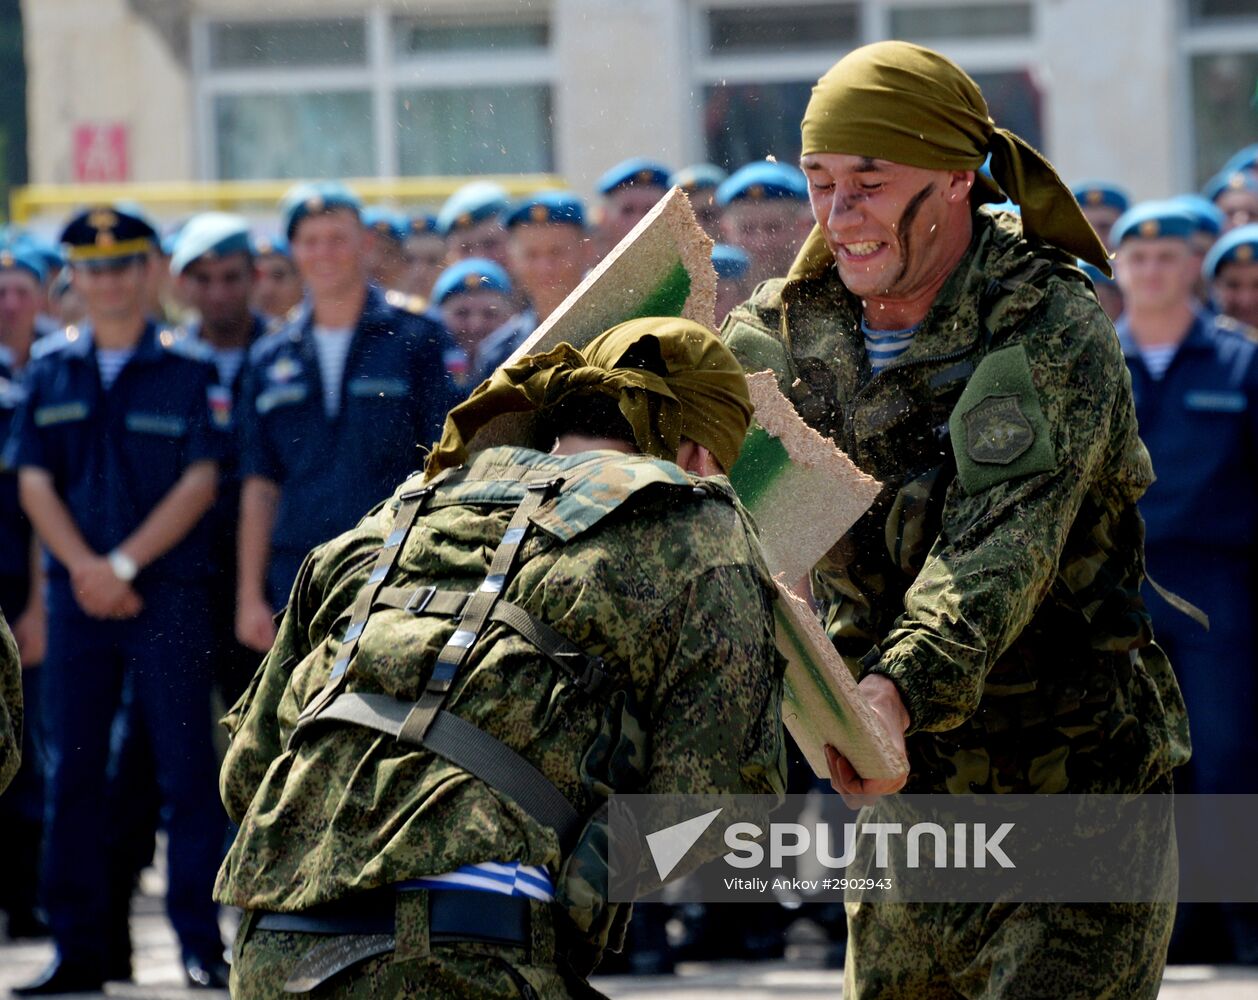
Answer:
[
  {"left": 161, "top": 330, "right": 214, "bottom": 362},
  {"left": 248, "top": 326, "right": 290, "bottom": 363},
  {"left": 30, "top": 327, "right": 75, "bottom": 360},
  {"left": 1213, "top": 313, "right": 1256, "bottom": 342},
  {"left": 385, "top": 288, "right": 428, "bottom": 315}
]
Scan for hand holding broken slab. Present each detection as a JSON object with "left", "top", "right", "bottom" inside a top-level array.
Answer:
[{"left": 824, "top": 674, "right": 911, "bottom": 807}]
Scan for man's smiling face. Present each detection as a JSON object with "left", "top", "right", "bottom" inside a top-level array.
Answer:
[{"left": 801, "top": 153, "right": 974, "bottom": 309}]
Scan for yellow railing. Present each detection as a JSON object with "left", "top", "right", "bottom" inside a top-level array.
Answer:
[{"left": 9, "top": 174, "right": 568, "bottom": 224}]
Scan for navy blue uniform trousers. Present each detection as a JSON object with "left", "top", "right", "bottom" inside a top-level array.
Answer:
[{"left": 40, "top": 578, "right": 224, "bottom": 963}]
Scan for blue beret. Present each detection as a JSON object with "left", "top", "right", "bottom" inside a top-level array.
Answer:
[
  {"left": 437, "top": 182, "right": 509, "bottom": 236},
  {"left": 60, "top": 205, "right": 158, "bottom": 263},
  {"left": 279, "top": 181, "right": 362, "bottom": 240},
  {"left": 0, "top": 245, "right": 48, "bottom": 284},
  {"left": 1204, "top": 170, "right": 1258, "bottom": 204},
  {"left": 712, "top": 244, "right": 750, "bottom": 281},
  {"left": 362, "top": 208, "right": 407, "bottom": 244},
  {"left": 408, "top": 214, "right": 439, "bottom": 237},
  {"left": 1203, "top": 223, "right": 1258, "bottom": 280},
  {"left": 1076, "top": 259, "right": 1115, "bottom": 287},
  {"left": 1071, "top": 182, "right": 1131, "bottom": 214},
  {"left": 10, "top": 233, "right": 63, "bottom": 275},
  {"left": 1111, "top": 201, "right": 1199, "bottom": 245},
  {"left": 503, "top": 191, "right": 585, "bottom": 229},
  {"left": 596, "top": 158, "right": 671, "bottom": 195},
  {"left": 251, "top": 233, "right": 290, "bottom": 259},
  {"left": 1222, "top": 144, "right": 1258, "bottom": 176},
  {"left": 170, "top": 212, "right": 253, "bottom": 275},
  {"left": 716, "top": 161, "right": 808, "bottom": 207},
  {"left": 431, "top": 258, "right": 513, "bottom": 305},
  {"left": 669, "top": 164, "right": 728, "bottom": 192},
  {"left": 1170, "top": 194, "right": 1225, "bottom": 237}
]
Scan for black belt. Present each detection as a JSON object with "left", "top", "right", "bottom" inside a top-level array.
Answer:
[{"left": 255, "top": 888, "right": 532, "bottom": 947}]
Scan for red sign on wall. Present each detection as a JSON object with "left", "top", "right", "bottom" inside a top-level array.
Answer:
[{"left": 73, "top": 123, "right": 129, "bottom": 182}]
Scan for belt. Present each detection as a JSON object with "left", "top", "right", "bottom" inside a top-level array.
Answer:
[{"left": 254, "top": 887, "right": 532, "bottom": 947}]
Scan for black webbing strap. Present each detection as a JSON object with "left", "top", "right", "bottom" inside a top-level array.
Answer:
[
  {"left": 395, "top": 478, "right": 562, "bottom": 746},
  {"left": 290, "top": 483, "right": 437, "bottom": 748},
  {"left": 346, "top": 587, "right": 611, "bottom": 698},
  {"left": 313, "top": 692, "right": 584, "bottom": 852}
]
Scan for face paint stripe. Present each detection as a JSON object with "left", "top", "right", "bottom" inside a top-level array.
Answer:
[{"left": 889, "top": 182, "right": 937, "bottom": 291}]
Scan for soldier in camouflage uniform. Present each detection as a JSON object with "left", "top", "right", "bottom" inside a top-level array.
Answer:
[
  {"left": 0, "top": 614, "right": 19, "bottom": 793},
  {"left": 216, "top": 317, "right": 787, "bottom": 998},
  {"left": 721, "top": 41, "right": 1189, "bottom": 998}
]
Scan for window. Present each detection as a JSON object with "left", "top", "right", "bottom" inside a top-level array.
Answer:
[
  {"left": 1188, "top": 0, "right": 1258, "bottom": 26},
  {"left": 396, "top": 86, "right": 553, "bottom": 175},
  {"left": 208, "top": 19, "right": 367, "bottom": 70},
  {"left": 706, "top": 5, "right": 860, "bottom": 54},
  {"left": 888, "top": 3, "right": 1033, "bottom": 41},
  {"left": 214, "top": 92, "right": 374, "bottom": 181},
  {"left": 1182, "top": 1, "right": 1258, "bottom": 186},
  {"left": 693, "top": 1, "right": 1043, "bottom": 169},
  {"left": 195, "top": 11, "right": 555, "bottom": 181}
]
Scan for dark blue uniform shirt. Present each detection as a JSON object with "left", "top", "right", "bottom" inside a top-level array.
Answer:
[
  {"left": 238, "top": 286, "right": 459, "bottom": 593},
  {"left": 1119, "top": 309, "right": 1258, "bottom": 552},
  {"left": 5, "top": 321, "right": 227, "bottom": 583},
  {"left": 0, "top": 348, "right": 32, "bottom": 585}
]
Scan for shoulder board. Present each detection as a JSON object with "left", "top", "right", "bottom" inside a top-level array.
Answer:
[
  {"left": 30, "top": 328, "right": 75, "bottom": 360},
  {"left": 1212, "top": 314, "right": 1252, "bottom": 339},
  {"left": 162, "top": 331, "right": 214, "bottom": 361},
  {"left": 385, "top": 288, "right": 429, "bottom": 315},
  {"left": 248, "top": 325, "right": 293, "bottom": 363}
]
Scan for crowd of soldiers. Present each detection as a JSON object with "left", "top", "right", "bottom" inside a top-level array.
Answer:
[{"left": 0, "top": 99, "right": 1256, "bottom": 994}]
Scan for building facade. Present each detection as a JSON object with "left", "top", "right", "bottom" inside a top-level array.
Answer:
[{"left": 19, "top": 0, "right": 1258, "bottom": 203}]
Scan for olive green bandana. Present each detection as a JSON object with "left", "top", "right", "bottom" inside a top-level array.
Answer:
[
  {"left": 425, "top": 317, "right": 753, "bottom": 477},
  {"left": 790, "top": 40, "right": 1111, "bottom": 279}
]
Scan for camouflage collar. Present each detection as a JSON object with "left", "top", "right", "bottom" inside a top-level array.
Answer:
[
  {"left": 417, "top": 446, "right": 728, "bottom": 543},
  {"left": 781, "top": 211, "right": 1054, "bottom": 383}
]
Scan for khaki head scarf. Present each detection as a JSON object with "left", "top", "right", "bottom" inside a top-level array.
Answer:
[
  {"left": 791, "top": 41, "right": 1111, "bottom": 279},
  {"left": 425, "top": 317, "right": 753, "bottom": 478}
]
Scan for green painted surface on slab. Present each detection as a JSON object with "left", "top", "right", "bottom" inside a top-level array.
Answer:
[
  {"left": 729, "top": 424, "right": 792, "bottom": 512},
  {"left": 625, "top": 260, "right": 691, "bottom": 320}
]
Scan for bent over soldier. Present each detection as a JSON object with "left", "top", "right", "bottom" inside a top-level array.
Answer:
[
  {"left": 216, "top": 317, "right": 787, "bottom": 998},
  {"left": 722, "top": 42, "right": 1189, "bottom": 999}
]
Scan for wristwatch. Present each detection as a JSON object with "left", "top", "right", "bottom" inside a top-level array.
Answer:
[{"left": 107, "top": 549, "right": 139, "bottom": 582}]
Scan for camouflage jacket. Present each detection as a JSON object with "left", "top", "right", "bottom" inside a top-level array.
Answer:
[
  {"left": 722, "top": 209, "right": 1190, "bottom": 794},
  {"left": 0, "top": 613, "right": 18, "bottom": 793},
  {"left": 216, "top": 445, "right": 786, "bottom": 968}
]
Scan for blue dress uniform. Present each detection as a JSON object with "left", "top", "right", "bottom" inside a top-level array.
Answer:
[
  {"left": 1119, "top": 308, "right": 1258, "bottom": 795},
  {"left": 170, "top": 213, "right": 269, "bottom": 700},
  {"left": 8, "top": 306, "right": 230, "bottom": 976},
  {"left": 0, "top": 248, "right": 46, "bottom": 937},
  {"left": 239, "top": 286, "right": 460, "bottom": 607}
]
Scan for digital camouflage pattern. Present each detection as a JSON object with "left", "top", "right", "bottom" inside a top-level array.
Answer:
[
  {"left": 231, "top": 893, "right": 574, "bottom": 1000},
  {"left": 722, "top": 208, "right": 1189, "bottom": 796},
  {"left": 843, "top": 899, "right": 1173, "bottom": 999},
  {"left": 722, "top": 207, "right": 1189, "bottom": 996},
  {"left": 0, "top": 612, "right": 19, "bottom": 793},
  {"left": 217, "top": 445, "right": 787, "bottom": 991}
]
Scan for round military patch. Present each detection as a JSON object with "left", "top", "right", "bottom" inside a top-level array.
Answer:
[{"left": 962, "top": 394, "right": 1035, "bottom": 465}]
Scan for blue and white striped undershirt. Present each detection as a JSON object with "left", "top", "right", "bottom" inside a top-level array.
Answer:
[
  {"left": 402, "top": 861, "right": 555, "bottom": 902},
  {"left": 862, "top": 317, "right": 920, "bottom": 375}
]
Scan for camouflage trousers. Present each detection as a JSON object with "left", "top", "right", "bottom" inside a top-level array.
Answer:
[
  {"left": 230, "top": 893, "right": 606, "bottom": 1000},
  {"left": 843, "top": 900, "right": 1175, "bottom": 999}
]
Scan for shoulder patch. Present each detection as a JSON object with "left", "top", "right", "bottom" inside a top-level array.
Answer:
[
  {"left": 163, "top": 332, "right": 214, "bottom": 362},
  {"left": 30, "top": 328, "right": 74, "bottom": 360},
  {"left": 385, "top": 288, "right": 428, "bottom": 315},
  {"left": 949, "top": 344, "right": 1056, "bottom": 494}
]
